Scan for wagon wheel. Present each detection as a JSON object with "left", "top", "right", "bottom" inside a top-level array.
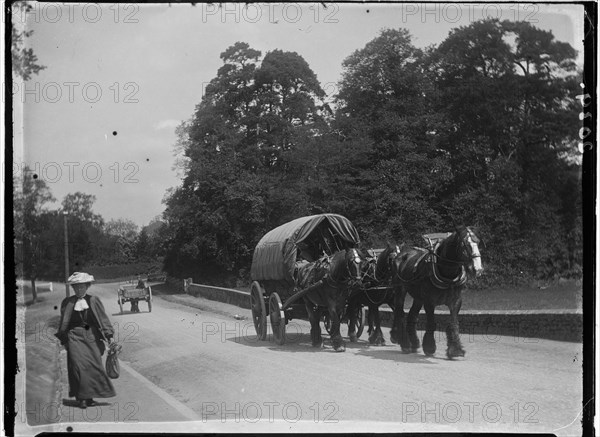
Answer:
[
  {"left": 250, "top": 282, "right": 267, "bottom": 341},
  {"left": 355, "top": 305, "right": 366, "bottom": 339},
  {"left": 269, "top": 292, "right": 286, "bottom": 346},
  {"left": 118, "top": 296, "right": 123, "bottom": 314},
  {"left": 147, "top": 287, "right": 153, "bottom": 313}
]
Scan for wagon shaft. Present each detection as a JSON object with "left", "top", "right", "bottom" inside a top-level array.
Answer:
[{"left": 281, "top": 280, "right": 325, "bottom": 310}]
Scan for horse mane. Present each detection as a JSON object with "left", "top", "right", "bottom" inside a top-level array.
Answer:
[
  {"left": 436, "top": 227, "right": 467, "bottom": 259},
  {"left": 375, "top": 244, "right": 397, "bottom": 281},
  {"left": 327, "top": 250, "right": 347, "bottom": 282}
]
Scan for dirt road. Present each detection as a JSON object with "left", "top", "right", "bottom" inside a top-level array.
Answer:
[{"left": 17, "top": 281, "right": 583, "bottom": 435}]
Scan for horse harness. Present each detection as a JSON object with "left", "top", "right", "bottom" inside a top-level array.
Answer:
[
  {"left": 315, "top": 249, "right": 362, "bottom": 292},
  {"left": 351, "top": 252, "right": 394, "bottom": 304},
  {"left": 397, "top": 247, "right": 467, "bottom": 290}
]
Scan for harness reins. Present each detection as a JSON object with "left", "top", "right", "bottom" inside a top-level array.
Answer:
[
  {"left": 398, "top": 231, "right": 479, "bottom": 289},
  {"left": 353, "top": 248, "right": 399, "bottom": 303},
  {"left": 324, "top": 249, "right": 362, "bottom": 291}
]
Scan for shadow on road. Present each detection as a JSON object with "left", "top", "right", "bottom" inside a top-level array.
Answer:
[
  {"left": 62, "top": 398, "right": 112, "bottom": 408},
  {"left": 355, "top": 347, "right": 442, "bottom": 364},
  {"left": 111, "top": 311, "right": 151, "bottom": 317},
  {"left": 223, "top": 331, "right": 431, "bottom": 356}
]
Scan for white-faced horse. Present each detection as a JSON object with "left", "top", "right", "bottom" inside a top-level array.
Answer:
[{"left": 390, "top": 226, "right": 483, "bottom": 359}]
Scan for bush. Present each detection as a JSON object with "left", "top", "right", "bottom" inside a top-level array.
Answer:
[{"left": 85, "top": 261, "right": 163, "bottom": 280}]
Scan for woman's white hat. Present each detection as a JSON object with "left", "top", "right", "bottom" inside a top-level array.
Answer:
[{"left": 67, "top": 272, "right": 95, "bottom": 284}]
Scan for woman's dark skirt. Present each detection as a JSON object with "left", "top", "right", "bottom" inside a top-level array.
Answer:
[{"left": 67, "top": 327, "right": 116, "bottom": 399}]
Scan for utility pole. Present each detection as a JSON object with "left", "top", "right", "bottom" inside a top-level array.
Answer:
[{"left": 64, "top": 213, "right": 70, "bottom": 297}]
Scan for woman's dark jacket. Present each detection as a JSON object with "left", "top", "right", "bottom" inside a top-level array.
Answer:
[{"left": 55, "top": 294, "right": 114, "bottom": 346}]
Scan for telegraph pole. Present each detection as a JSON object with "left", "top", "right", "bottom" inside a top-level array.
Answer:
[{"left": 64, "top": 213, "right": 70, "bottom": 297}]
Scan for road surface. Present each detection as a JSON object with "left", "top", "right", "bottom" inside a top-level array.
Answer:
[{"left": 18, "top": 281, "right": 583, "bottom": 435}]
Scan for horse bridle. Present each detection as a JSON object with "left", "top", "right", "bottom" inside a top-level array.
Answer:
[
  {"left": 329, "top": 248, "right": 362, "bottom": 285},
  {"left": 434, "top": 229, "right": 481, "bottom": 267}
]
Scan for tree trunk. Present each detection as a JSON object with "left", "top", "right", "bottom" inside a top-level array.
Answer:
[{"left": 30, "top": 278, "right": 37, "bottom": 304}]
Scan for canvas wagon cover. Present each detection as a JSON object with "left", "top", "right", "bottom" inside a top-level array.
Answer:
[{"left": 250, "top": 214, "right": 360, "bottom": 284}]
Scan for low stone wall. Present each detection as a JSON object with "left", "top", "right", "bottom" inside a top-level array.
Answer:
[
  {"left": 185, "top": 280, "right": 251, "bottom": 309},
  {"left": 182, "top": 280, "right": 582, "bottom": 343},
  {"left": 375, "top": 308, "right": 582, "bottom": 343}
]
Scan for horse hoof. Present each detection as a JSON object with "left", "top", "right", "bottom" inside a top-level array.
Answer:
[
  {"left": 349, "top": 333, "right": 358, "bottom": 343},
  {"left": 401, "top": 348, "right": 412, "bottom": 354},
  {"left": 410, "top": 347, "right": 419, "bottom": 353},
  {"left": 334, "top": 345, "right": 346, "bottom": 352},
  {"left": 446, "top": 346, "right": 466, "bottom": 359}
]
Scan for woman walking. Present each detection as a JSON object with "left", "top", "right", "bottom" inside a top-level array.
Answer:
[{"left": 55, "top": 272, "right": 116, "bottom": 409}]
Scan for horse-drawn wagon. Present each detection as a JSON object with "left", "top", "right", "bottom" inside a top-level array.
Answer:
[
  {"left": 249, "top": 213, "right": 365, "bottom": 350},
  {"left": 117, "top": 279, "right": 152, "bottom": 313}
]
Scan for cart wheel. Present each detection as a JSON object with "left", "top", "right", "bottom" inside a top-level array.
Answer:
[
  {"left": 147, "top": 287, "right": 152, "bottom": 313},
  {"left": 118, "top": 296, "right": 123, "bottom": 314},
  {"left": 322, "top": 313, "right": 332, "bottom": 335},
  {"left": 269, "top": 292, "right": 286, "bottom": 346},
  {"left": 250, "top": 282, "right": 267, "bottom": 341},
  {"left": 355, "top": 306, "right": 366, "bottom": 339}
]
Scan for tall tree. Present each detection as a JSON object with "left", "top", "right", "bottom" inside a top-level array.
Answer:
[
  {"left": 428, "top": 19, "right": 581, "bottom": 276},
  {"left": 61, "top": 193, "right": 105, "bottom": 270},
  {"left": 163, "top": 42, "right": 328, "bottom": 282},
  {"left": 333, "top": 28, "right": 447, "bottom": 243},
  {"left": 104, "top": 218, "right": 139, "bottom": 263},
  {"left": 105, "top": 218, "right": 139, "bottom": 239},
  {"left": 253, "top": 49, "right": 327, "bottom": 168},
  {"left": 14, "top": 168, "right": 55, "bottom": 302}
]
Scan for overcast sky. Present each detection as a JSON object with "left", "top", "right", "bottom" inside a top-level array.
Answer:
[{"left": 13, "top": 3, "right": 584, "bottom": 227}]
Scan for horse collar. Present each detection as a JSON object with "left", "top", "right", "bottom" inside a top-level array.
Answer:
[{"left": 430, "top": 263, "right": 467, "bottom": 289}]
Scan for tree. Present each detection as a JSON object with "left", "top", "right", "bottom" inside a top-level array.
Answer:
[
  {"left": 135, "top": 228, "right": 151, "bottom": 260},
  {"left": 11, "top": 1, "right": 46, "bottom": 80},
  {"left": 428, "top": 19, "right": 581, "bottom": 277},
  {"left": 161, "top": 26, "right": 581, "bottom": 286},
  {"left": 103, "top": 218, "right": 139, "bottom": 264},
  {"left": 14, "top": 168, "right": 55, "bottom": 302},
  {"left": 61, "top": 193, "right": 105, "bottom": 270},
  {"left": 61, "top": 192, "right": 104, "bottom": 227},
  {"left": 332, "top": 28, "right": 448, "bottom": 244},
  {"left": 163, "top": 42, "right": 328, "bottom": 283},
  {"left": 253, "top": 49, "right": 327, "bottom": 168},
  {"left": 105, "top": 218, "right": 138, "bottom": 239}
]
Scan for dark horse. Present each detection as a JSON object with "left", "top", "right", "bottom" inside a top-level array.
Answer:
[
  {"left": 296, "top": 248, "right": 362, "bottom": 352},
  {"left": 346, "top": 244, "right": 402, "bottom": 345},
  {"left": 390, "top": 226, "right": 483, "bottom": 359}
]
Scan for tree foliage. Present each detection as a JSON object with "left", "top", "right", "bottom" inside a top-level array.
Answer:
[
  {"left": 160, "top": 22, "right": 581, "bottom": 285},
  {"left": 164, "top": 42, "right": 328, "bottom": 284},
  {"left": 14, "top": 168, "right": 56, "bottom": 301},
  {"left": 11, "top": 1, "right": 46, "bottom": 81}
]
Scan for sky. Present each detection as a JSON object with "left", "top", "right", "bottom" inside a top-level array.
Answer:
[{"left": 12, "top": 2, "right": 585, "bottom": 227}]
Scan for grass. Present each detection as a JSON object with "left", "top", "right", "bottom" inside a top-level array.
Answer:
[{"left": 460, "top": 280, "right": 582, "bottom": 311}]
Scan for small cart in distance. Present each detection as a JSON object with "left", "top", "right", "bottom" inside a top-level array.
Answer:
[
  {"left": 249, "top": 213, "right": 363, "bottom": 345},
  {"left": 117, "top": 280, "right": 153, "bottom": 313}
]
